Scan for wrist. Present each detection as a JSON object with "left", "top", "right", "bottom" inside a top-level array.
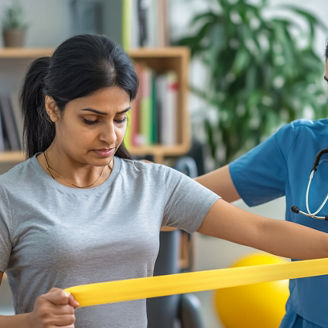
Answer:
[
  {"left": 23, "top": 312, "right": 33, "bottom": 328},
  {"left": 0, "top": 312, "right": 33, "bottom": 328}
]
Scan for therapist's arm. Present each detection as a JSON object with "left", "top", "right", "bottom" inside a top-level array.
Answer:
[
  {"left": 198, "top": 199, "right": 328, "bottom": 260},
  {"left": 195, "top": 165, "right": 240, "bottom": 202}
]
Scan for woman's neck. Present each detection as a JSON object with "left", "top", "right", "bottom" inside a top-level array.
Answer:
[{"left": 37, "top": 149, "right": 113, "bottom": 188}]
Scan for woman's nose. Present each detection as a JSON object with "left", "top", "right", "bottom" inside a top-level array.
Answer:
[{"left": 99, "top": 123, "right": 116, "bottom": 144}]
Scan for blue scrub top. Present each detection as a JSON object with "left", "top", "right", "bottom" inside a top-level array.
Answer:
[{"left": 230, "top": 119, "right": 328, "bottom": 327}]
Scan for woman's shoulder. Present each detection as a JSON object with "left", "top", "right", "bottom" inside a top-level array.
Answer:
[
  {"left": 117, "top": 157, "right": 184, "bottom": 181},
  {"left": 0, "top": 156, "right": 36, "bottom": 188},
  {"left": 118, "top": 157, "right": 173, "bottom": 173}
]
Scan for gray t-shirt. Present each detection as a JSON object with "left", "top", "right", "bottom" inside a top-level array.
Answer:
[{"left": 0, "top": 155, "right": 219, "bottom": 327}]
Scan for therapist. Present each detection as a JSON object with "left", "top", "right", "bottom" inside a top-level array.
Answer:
[{"left": 196, "top": 44, "right": 328, "bottom": 328}]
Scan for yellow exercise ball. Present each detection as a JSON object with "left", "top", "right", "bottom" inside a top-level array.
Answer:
[{"left": 214, "top": 253, "right": 290, "bottom": 328}]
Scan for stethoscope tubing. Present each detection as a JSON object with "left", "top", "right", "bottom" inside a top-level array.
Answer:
[{"left": 291, "top": 148, "right": 328, "bottom": 220}]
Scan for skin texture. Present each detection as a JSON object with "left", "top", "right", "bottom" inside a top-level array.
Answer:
[
  {"left": 39, "top": 86, "right": 131, "bottom": 188},
  {"left": 195, "top": 165, "right": 240, "bottom": 202}
]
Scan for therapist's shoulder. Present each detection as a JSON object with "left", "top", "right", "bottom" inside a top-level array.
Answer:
[
  {"left": 277, "top": 119, "right": 328, "bottom": 137},
  {"left": 289, "top": 118, "right": 328, "bottom": 136},
  {"left": 264, "top": 119, "right": 327, "bottom": 153}
]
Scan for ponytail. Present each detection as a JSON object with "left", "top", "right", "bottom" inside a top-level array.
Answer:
[{"left": 20, "top": 57, "right": 55, "bottom": 158}]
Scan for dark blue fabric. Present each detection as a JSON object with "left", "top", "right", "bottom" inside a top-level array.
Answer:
[
  {"left": 230, "top": 119, "right": 328, "bottom": 327},
  {"left": 280, "top": 302, "right": 323, "bottom": 328}
]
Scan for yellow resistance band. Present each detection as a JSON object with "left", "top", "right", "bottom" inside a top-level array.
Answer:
[{"left": 65, "top": 257, "right": 328, "bottom": 308}]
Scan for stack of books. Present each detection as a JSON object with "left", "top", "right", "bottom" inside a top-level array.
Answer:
[{"left": 126, "top": 64, "right": 178, "bottom": 148}]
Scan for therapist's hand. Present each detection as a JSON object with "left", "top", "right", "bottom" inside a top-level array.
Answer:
[{"left": 28, "top": 288, "right": 79, "bottom": 328}]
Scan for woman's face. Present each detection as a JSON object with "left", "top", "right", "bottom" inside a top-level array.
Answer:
[{"left": 50, "top": 86, "right": 130, "bottom": 167}]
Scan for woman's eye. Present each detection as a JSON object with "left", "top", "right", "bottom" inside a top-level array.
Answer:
[
  {"left": 83, "top": 118, "right": 98, "bottom": 125},
  {"left": 115, "top": 116, "right": 127, "bottom": 124}
]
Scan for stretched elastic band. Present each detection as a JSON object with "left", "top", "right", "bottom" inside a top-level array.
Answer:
[{"left": 65, "top": 257, "right": 328, "bottom": 308}]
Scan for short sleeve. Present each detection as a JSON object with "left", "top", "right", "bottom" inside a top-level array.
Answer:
[
  {"left": 162, "top": 168, "right": 220, "bottom": 233},
  {"left": 229, "top": 123, "right": 294, "bottom": 206},
  {"left": 0, "top": 188, "right": 13, "bottom": 272}
]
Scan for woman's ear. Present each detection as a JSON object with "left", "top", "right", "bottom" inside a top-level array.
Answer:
[{"left": 45, "top": 95, "right": 60, "bottom": 122}]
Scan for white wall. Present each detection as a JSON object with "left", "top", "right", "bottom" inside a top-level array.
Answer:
[{"left": 0, "top": 0, "right": 72, "bottom": 47}]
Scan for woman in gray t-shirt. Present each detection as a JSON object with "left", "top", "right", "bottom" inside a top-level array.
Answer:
[{"left": 1, "top": 34, "right": 328, "bottom": 328}]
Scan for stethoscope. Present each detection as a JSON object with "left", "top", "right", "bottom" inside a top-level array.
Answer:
[{"left": 291, "top": 148, "right": 328, "bottom": 220}]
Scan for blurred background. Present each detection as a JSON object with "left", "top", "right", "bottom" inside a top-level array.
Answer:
[{"left": 0, "top": 0, "right": 327, "bottom": 327}]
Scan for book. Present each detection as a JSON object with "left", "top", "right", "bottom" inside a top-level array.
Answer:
[
  {"left": 0, "top": 94, "right": 21, "bottom": 150},
  {"left": 122, "top": 0, "right": 132, "bottom": 50},
  {"left": 158, "top": 72, "right": 178, "bottom": 146},
  {"left": 146, "top": 0, "right": 158, "bottom": 47},
  {"left": 9, "top": 91, "right": 24, "bottom": 149},
  {"left": 151, "top": 73, "right": 157, "bottom": 143},
  {"left": 158, "top": 0, "right": 168, "bottom": 47},
  {"left": 137, "top": 0, "right": 148, "bottom": 46},
  {"left": 131, "top": 63, "right": 143, "bottom": 146},
  {"left": 140, "top": 66, "right": 152, "bottom": 145},
  {"left": 0, "top": 100, "right": 6, "bottom": 152},
  {"left": 165, "top": 71, "right": 178, "bottom": 145}
]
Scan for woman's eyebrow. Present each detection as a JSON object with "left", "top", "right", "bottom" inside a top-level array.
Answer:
[{"left": 80, "top": 107, "right": 131, "bottom": 115}]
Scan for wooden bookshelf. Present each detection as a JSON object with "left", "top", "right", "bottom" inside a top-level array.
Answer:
[
  {"left": 0, "top": 48, "right": 54, "bottom": 58},
  {"left": 0, "top": 151, "right": 25, "bottom": 162},
  {"left": 0, "top": 47, "right": 190, "bottom": 164}
]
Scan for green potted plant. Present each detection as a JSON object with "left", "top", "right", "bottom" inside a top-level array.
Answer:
[
  {"left": 2, "top": 0, "right": 28, "bottom": 47},
  {"left": 177, "top": 0, "right": 328, "bottom": 166}
]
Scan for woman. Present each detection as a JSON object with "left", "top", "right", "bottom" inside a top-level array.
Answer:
[
  {"left": 196, "top": 44, "right": 328, "bottom": 328},
  {"left": 1, "top": 34, "right": 328, "bottom": 328}
]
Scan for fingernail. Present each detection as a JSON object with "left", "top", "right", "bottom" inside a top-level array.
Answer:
[{"left": 64, "top": 291, "right": 71, "bottom": 297}]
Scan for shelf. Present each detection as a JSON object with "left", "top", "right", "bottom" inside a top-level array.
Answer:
[
  {"left": 128, "top": 47, "right": 189, "bottom": 58},
  {"left": 129, "top": 145, "right": 190, "bottom": 163},
  {"left": 0, "top": 151, "right": 25, "bottom": 162},
  {"left": 0, "top": 48, "right": 53, "bottom": 58},
  {"left": 0, "top": 47, "right": 187, "bottom": 58}
]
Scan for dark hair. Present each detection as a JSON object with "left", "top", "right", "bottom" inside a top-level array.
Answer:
[{"left": 21, "top": 34, "right": 138, "bottom": 158}]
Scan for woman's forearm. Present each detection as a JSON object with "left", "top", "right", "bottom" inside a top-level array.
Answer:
[
  {"left": 0, "top": 313, "right": 32, "bottom": 328},
  {"left": 257, "top": 216, "right": 328, "bottom": 259},
  {"left": 0, "top": 288, "right": 77, "bottom": 328},
  {"left": 198, "top": 199, "right": 328, "bottom": 260}
]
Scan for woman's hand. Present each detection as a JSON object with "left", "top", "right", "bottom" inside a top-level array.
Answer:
[{"left": 28, "top": 288, "right": 79, "bottom": 328}]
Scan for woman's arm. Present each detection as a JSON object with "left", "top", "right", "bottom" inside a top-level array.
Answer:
[
  {"left": 0, "top": 313, "right": 33, "bottom": 328},
  {"left": 0, "top": 286, "right": 79, "bottom": 328},
  {"left": 0, "top": 271, "right": 30, "bottom": 327},
  {"left": 195, "top": 165, "right": 240, "bottom": 202},
  {"left": 198, "top": 199, "right": 328, "bottom": 259}
]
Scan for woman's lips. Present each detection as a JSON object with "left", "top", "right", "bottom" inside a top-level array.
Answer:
[{"left": 94, "top": 148, "right": 115, "bottom": 157}]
